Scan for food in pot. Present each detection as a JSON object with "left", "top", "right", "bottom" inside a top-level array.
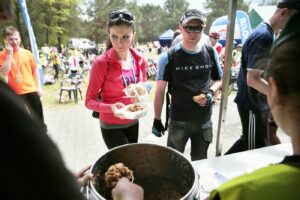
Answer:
[
  {"left": 127, "top": 104, "right": 143, "bottom": 112},
  {"left": 90, "top": 144, "right": 198, "bottom": 200},
  {"left": 104, "top": 163, "right": 134, "bottom": 189},
  {"left": 193, "top": 93, "right": 206, "bottom": 102},
  {"left": 136, "top": 175, "right": 183, "bottom": 200}
]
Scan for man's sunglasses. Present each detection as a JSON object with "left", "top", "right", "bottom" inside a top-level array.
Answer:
[
  {"left": 183, "top": 25, "right": 203, "bottom": 33},
  {"left": 109, "top": 10, "right": 134, "bottom": 22}
]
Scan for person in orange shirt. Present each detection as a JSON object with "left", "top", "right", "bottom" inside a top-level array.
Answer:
[{"left": 0, "top": 26, "right": 47, "bottom": 131}]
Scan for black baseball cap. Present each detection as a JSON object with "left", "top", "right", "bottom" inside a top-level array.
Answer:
[
  {"left": 180, "top": 9, "right": 205, "bottom": 25},
  {"left": 277, "top": 0, "right": 300, "bottom": 10}
]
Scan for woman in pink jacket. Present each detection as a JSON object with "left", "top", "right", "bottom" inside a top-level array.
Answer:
[{"left": 85, "top": 9, "right": 148, "bottom": 149}]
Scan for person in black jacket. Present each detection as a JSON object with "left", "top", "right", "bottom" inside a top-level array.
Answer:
[{"left": 0, "top": 1, "right": 87, "bottom": 200}]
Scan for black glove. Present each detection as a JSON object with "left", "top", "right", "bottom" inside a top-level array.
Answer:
[
  {"left": 152, "top": 119, "right": 165, "bottom": 137},
  {"left": 206, "top": 89, "right": 215, "bottom": 105}
]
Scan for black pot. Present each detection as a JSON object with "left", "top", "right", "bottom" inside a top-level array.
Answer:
[{"left": 86, "top": 143, "right": 200, "bottom": 200}]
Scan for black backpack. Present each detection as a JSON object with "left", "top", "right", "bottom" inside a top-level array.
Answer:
[{"left": 164, "top": 44, "right": 216, "bottom": 130}]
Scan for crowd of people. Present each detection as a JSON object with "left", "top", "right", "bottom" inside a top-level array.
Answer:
[
  {"left": 40, "top": 44, "right": 98, "bottom": 84},
  {"left": 1, "top": 0, "right": 300, "bottom": 199}
]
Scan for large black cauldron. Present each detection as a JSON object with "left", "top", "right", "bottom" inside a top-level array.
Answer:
[{"left": 87, "top": 143, "right": 200, "bottom": 200}]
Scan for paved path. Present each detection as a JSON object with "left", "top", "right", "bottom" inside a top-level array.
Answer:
[{"left": 45, "top": 92, "right": 290, "bottom": 172}]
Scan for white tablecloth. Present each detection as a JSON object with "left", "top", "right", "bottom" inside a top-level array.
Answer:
[{"left": 192, "top": 143, "right": 292, "bottom": 200}]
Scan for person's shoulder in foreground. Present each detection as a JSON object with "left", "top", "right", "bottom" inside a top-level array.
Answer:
[
  {"left": 0, "top": 79, "right": 84, "bottom": 200},
  {"left": 208, "top": 162, "right": 300, "bottom": 200},
  {"left": 0, "top": 2, "right": 84, "bottom": 199}
]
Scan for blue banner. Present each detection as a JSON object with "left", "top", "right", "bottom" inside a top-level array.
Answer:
[
  {"left": 236, "top": 10, "right": 252, "bottom": 44},
  {"left": 18, "top": 0, "right": 44, "bottom": 84},
  {"left": 210, "top": 10, "right": 252, "bottom": 46}
]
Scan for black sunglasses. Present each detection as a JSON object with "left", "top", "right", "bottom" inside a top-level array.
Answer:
[
  {"left": 109, "top": 10, "right": 134, "bottom": 22},
  {"left": 183, "top": 25, "right": 203, "bottom": 33}
]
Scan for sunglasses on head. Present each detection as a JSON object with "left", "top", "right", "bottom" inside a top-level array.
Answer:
[
  {"left": 183, "top": 25, "right": 203, "bottom": 33},
  {"left": 109, "top": 10, "right": 134, "bottom": 22}
]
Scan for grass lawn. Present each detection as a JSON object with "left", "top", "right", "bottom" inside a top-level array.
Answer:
[
  {"left": 41, "top": 81, "right": 62, "bottom": 108},
  {"left": 41, "top": 75, "right": 89, "bottom": 108}
]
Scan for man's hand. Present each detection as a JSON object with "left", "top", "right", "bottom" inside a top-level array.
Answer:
[
  {"left": 193, "top": 90, "right": 214, "bottom": 106},
  {"left": 152, "top": 119, "right": 165, "bottom": 137},
  {"left": 37, "top": 88, "right": 43, "bottom": 97},
  {"left": 112, "top": 102, "right": 126, "bottom": 119},
  {"left": 74, "top": 165, "right": 94, "bottom": 188},
  {"left": 5, "top": 41, "right": 13, "bottom": 56},
  {"left": 205, "top": 89, "right": 214, "bottom": 105},
  {"left": 112, "top": 177, "right": 144, "bottom": 200},
  {"left": 193, "top": 93, "right": 207, "bottom": 106}
]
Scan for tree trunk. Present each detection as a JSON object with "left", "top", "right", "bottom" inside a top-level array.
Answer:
[
  {"left": 15, "top": 1, "right": 27, "bottom": 49},
  {"left": 45, "top": 14, "right": 50, "bottom": 45}
]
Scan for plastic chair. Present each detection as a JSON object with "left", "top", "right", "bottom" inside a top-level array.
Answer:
[{"left": 59, "top": 79, "right": 83, "bottom": 104}]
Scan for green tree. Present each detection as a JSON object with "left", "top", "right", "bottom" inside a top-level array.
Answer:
[
  {"left": 0, "top": 0, "right": 83, "bottom": 49},
  {"left": 86, "top": 0, "right": 127, "bottom": 45},
  {"left": 163, "top": 0, "right": 189, "bottom": 30},
  {"left": 0, "top": 0, "right": 27, "bottom": 48},
  {"left": 31, "top": 0, "right": 82, "bottom": 48},
  {"left": 204, "top": 0, "right": 249, "bottom": 33},
  {"left": 1, "top": 0, "right": 221, "bottom": 50},
  {"left": 138, "top": 4, "right": 166, "bottom": 42}
]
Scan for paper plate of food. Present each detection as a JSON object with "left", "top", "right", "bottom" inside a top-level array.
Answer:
[
  {"left": 123, "top": 83, "right": 150, "bottom": 102},
  {"left": 116, "top": 103, "right": 148, "bottom": 120}
]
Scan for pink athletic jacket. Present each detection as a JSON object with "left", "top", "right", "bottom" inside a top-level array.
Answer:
[{"left": 85, "top": 47, "right": 148, "bottom": 125}]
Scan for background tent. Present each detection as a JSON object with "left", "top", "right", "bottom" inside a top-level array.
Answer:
[
  {"left": 158, "top": 29, "right": 174, "bottom": 47},
  {"left": 249, "top": 6, "right": 276, "bottom": 29},
  {"left": 209, "top": 10, "right": 251, "bottom": 46}
]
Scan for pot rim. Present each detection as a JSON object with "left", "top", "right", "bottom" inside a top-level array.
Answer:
[{"left": 88, "top": 143, "right": 198, "bottom": 200}]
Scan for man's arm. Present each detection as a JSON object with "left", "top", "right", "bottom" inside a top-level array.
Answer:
[
  {"left": 0, "top": 43, "right": 13, "bottom": 75},
  {"left": 33, "top": 65, "right": 43, "bottom": 95},
  {"left": 29, "top": 51, "right": 43, "bottom": 95},
  {"left": 154, "top": 80, "right": 167, "bottom": 120},
  {"left": 246, "top": 69, "right": 269, "bottom": 95},
  {"left": 210, "top": 80, "right": 222, "bottom": 94},
  {"left": 194, "top": 79, "right": 222, "bottom": 107},
  {"left": 112, "top": 177, "right": 144, "bottom": 200}
]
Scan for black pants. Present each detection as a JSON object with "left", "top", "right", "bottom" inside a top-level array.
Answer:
[
  {"left": 100, "top": 122, "right": 139, "bottom": 150},
  {"left": 19, "top": 92, "right": 47, "bottom": 131},
  {"left": 225, "top": 105, "right": 269, "bottom": 155},
  {"left": 168, "top": 120, "right": 213, "bottom": 161},
  {"left": 53, "top": 64, "right": 60, "bottom": 80}
]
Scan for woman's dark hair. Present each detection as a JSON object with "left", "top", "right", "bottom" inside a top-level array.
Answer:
[
  {"left": 106, "top": 9, "right": 135, "bottom": 51},
  {"left": 266, "top": 12, "right": 300, "bottom": 105}
]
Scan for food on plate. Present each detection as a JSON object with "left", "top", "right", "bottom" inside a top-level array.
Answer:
[
  {"left": 135, "top": 86, "right": 146, "bottom": 95},
  {"left": 193, "top": 93, "right": 207, "bottom": 102},
  {"left": 125, "top": 85, "right": 136, "bottom": 96},
  {"left": 104, "top": 163, "right": 134, "bottom": 189},
  {"left": 126, "top": 84, "right": 147, "bottom": 96},
  {"left": 127, "top": 104, "right": 143, "bottom": 112}
]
